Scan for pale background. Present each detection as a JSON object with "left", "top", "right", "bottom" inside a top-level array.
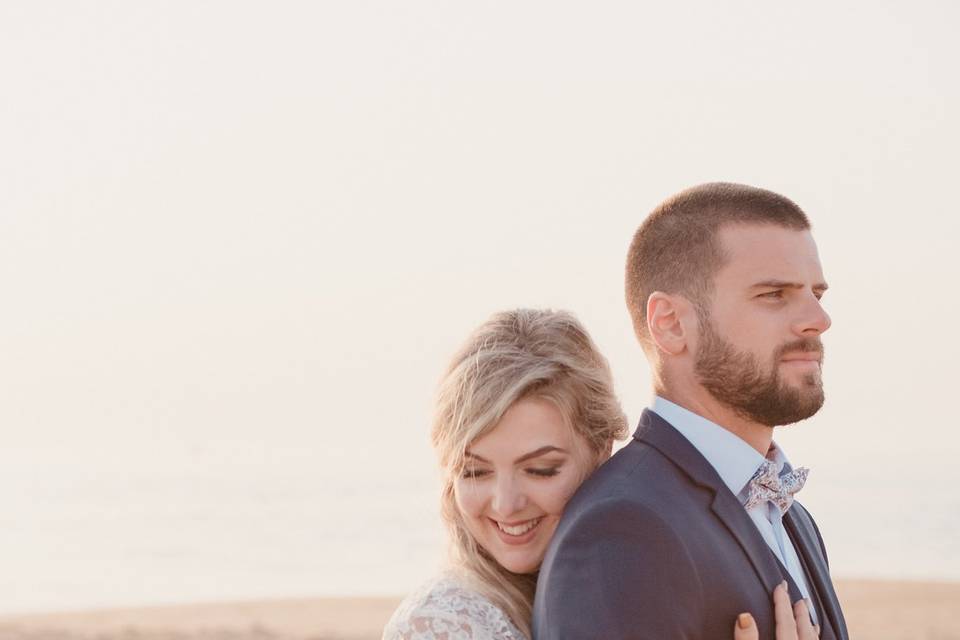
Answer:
[{"left": 1, "top": 0, "right": 957, "bottom": 615}]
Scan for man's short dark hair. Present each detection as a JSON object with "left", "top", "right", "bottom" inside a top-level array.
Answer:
[{"left": 625, "top": 182, "right": 811, "bottom": 347}]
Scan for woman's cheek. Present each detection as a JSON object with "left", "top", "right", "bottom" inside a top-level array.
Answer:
[{"left": 454, "top": 479, "right": 485, "bottom": 516}]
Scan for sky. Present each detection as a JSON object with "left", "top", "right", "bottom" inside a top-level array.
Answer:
[{"left": 1, "top": 0, "right": 958, "bottom": 613}]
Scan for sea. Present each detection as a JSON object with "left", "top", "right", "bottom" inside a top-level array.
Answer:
[{"left": 1, "top": 447, "right": 956, "bottom": 615}]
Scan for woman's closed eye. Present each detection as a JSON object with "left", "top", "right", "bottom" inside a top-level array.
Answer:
[
  {"left": 461, "top": 467, "right": 491, "bottom": 479},
  {"left": 526, "top": 466, "right": 561, "bottom": 478}
]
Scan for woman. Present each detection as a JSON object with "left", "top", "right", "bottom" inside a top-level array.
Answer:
[{"left": 383, "top": 309, "right": 817, "bottom": 640}]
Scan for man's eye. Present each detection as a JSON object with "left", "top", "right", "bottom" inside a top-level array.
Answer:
[{"left": 759, "top": 290, "right": 783, "bottom": 299}]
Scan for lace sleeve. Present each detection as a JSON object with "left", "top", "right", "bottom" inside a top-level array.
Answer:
[
  {"left": 383, "top": 610, "right": 478, "bottom": 640},
  {"left": 382, "top": 574, "right": 525, "bottom": 640}
]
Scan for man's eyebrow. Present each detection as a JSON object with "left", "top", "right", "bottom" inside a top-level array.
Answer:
[
  {"left": 751, "top": 280, "right": 830, "bottom": 291},
  {"left": 464, "top": 445, "right": 568, "bottom": 465}
]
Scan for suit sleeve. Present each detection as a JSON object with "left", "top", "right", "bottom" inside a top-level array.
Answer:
[{"left": 533, "top": 498, "right": 705, "bottom": 640}]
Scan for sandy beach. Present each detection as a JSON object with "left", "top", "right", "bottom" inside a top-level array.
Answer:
[{"left": 0, "top": 580, "right": 956, "bottom": 640}]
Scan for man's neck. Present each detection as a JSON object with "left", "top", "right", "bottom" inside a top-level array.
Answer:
[{"left": 655, "top": 387, "right": 774, "bottom": 455}]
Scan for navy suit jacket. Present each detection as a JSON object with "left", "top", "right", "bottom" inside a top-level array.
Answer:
[{"left": 533, "top": 410, "right": 848, "bottom": 640}]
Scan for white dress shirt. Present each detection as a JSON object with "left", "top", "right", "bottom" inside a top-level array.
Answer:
[{"left": 650, "top": 396, "right": 818, "bottom": 624}]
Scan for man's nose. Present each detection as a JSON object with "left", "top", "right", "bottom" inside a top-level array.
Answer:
[
  {"left": 793, "top": 293, "right": 832, "bottom": 336},
  {"left": 491, "top": 476, "right": 526, "bottom": 517}
]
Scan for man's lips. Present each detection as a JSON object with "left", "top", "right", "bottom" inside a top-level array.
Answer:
[{"left": 780, "top": 352, "right": 822, "bottom": 362}]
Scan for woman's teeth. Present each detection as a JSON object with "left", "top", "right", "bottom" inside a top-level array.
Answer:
[{"left": 496, "top": 518, "right": 542, "bottom": 536}]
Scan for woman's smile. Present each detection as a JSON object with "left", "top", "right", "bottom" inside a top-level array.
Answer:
[{"left": 492, "top": 516, "right": 545, "bottom": 544}]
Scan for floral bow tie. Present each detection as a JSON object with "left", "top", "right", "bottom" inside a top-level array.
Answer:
[{"left": 743, "top": 460, "right": 809, "bottom": 515}]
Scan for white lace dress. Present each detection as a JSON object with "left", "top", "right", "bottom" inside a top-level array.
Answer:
[{"left": 382, "top": 572, "right": 526, "bottom": 640}]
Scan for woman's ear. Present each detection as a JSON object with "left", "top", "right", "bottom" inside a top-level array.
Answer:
[{"left": 646, "top": 292, "right": 692, "bottom": 356}]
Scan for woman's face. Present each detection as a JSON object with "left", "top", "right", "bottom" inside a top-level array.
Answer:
[{"left": 454, "top": 396, "right": 594, "bottom": 574}]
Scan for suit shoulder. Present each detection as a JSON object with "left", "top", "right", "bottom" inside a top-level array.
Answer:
[
  {"left": 561, "top": 438, "right": 685, "bottom": 513},
  {"left": 548, "top": 492, "right": 699, "bottom": 575}
]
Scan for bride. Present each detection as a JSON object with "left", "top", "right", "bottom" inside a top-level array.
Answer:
[{"left": 383, "top": 309, "right": 817, "bottom": 640}]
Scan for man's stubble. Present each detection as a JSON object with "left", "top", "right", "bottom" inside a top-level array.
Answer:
[{"left": 694, "top": 313, "right": 825, "bottom": 427}]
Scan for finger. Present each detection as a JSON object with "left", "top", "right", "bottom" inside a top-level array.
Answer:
[
  {"left": 773, "top": 582, "right": 798, "bottom": 640},
  {"left": 732, "top": 612, "right": 759, "bottom": 640},
  {"left": 814, "top": 624, "right": 821, "bottom": 638},
  {"left": 793, "top": 599, "right": 816, "bottom": 640}
]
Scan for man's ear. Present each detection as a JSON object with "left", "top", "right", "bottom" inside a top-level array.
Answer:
[{"left": 646, "top": 292, "right": 693, "bottom": 356}]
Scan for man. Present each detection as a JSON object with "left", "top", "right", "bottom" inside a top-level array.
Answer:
[{"left": 533, "top": 183, "right": 849, "bottom": 639}]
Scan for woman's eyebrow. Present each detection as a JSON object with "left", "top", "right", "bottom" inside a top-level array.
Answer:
[
  {"left": 464, "top": 445, "right": 569, "bottom": 465},
  {"left": 515, "top": 446, "right": 568, "bottom": 464}
]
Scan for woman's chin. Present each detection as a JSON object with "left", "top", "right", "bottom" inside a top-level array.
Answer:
[{"left": 497, "top": 554, "right": 543, "bottom": 575}]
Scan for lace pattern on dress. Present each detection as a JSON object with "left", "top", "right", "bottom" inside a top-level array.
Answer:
[{"left": 382, "top": 573, "right": 525, "bottom": 640}]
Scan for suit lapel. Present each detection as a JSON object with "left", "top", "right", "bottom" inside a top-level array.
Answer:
[
  {"left": 710, "top": 489, "right": 805, "bottom": 602},
  {"left": 635, "top": 410, "right": 797, "bottom": 600},
  {"left": 783, "top": 506, "right": 847, "bottom": 640},
  {"left": 768, "top": 547, "right": 826, "bottom": 636}
]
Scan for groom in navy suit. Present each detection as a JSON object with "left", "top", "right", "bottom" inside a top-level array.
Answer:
[{"left": 534, "top": 183, "right": 849, "bottom": 639}]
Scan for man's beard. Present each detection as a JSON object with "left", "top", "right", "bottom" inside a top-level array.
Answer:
[{"left": 694, "top": 317, "right": 825, "bottom": 427}]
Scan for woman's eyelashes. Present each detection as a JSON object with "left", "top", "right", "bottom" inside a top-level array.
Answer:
[
  {"left": 460, "top": 464, "right": 563, "bottom": 479},
  {"left": 526, "top": 466, "right": 561, "bottom": 478},
  {"left": 461, "top": 467, "right": 490, "bottom": 479}
]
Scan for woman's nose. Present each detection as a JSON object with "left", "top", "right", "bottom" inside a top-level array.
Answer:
[{"left": 491, "top": 476, "right": 526, "bottom": 517}]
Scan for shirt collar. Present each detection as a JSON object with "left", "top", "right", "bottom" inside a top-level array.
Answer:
[{"left": 649, "top": 396, "right": 794, "bottom": 499}]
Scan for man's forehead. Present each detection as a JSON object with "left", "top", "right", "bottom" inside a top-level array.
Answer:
[{"left": 715, "top": 224, "right": 825, "bottom": 282}]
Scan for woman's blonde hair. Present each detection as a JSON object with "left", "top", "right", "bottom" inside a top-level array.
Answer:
[{"left": 431, "top": 309, "right": 628, "bottom": 638}]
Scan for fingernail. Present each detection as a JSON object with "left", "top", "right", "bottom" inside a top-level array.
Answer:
[
  {"left": 737, "top": 613, "right": 753, "bottom": 629},
  {"left": 780, "top": 580, "right": 788, "bottom": 589}
]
